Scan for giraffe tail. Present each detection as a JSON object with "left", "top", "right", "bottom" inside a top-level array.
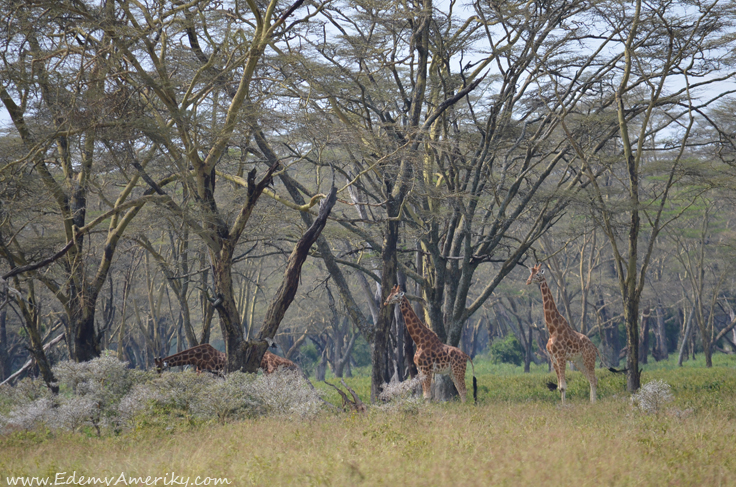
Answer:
[
  {"left": 595, "top": 346, "right": 627, "bottom": 373},
  {"left": 470, "top": 357, "right": 478, "bottom": 404}
]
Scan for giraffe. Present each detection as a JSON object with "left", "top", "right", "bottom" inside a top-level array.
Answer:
[
  {"left": 154, "top": 344, "right": 226, "bottom": 375},
  {"left": 384, "top": 285, "right": 477, "bottom": 403},
  {"left": 154, "top": 344, "right": 297, "bottom": 376},
  {"left": 259, "top": 349, "right": 299, "bottom": 374},
  {"left": 526, "top": 264, "right": 598, "bottom": 403}
]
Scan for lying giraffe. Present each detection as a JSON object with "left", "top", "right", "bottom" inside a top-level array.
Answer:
[
  {"left": 384, "top": 285, "right": 477, "bottom": 403},
  {"left": 154, "top": 344, "right": 297, "bottom": 375},
  {"left": 526, "top": 264, "right": 600, "bottom": 403}
]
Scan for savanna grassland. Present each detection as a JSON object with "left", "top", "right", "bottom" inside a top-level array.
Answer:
[{"left": 2, "top": 356, "right": 736, "bottom": 487}]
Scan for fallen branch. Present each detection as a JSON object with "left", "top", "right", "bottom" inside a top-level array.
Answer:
[{"left": 323, "top": 379, "right": 366, "bottom": 413}]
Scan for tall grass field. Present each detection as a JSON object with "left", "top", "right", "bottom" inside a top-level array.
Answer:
[{"left": 1, "top": 354, "right": 735, "bottom": 486}]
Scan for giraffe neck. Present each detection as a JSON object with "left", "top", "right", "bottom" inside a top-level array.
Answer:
[
  {"left": 538, "top": 279, "right": 570, "bottom": 335},
  {"left": 162, "top": 351, "right": 199, "bottom": 367},
  {"left": 399, "top": 297, "right": 441, "bottom": 347}
]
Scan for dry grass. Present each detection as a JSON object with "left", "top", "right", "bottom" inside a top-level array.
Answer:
[{"left": 2, "top": 356, "right": 736, "bottom": 486}]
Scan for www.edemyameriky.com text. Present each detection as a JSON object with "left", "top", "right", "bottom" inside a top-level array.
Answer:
[{"left": 5, "top": 472, "right": 231, "bottom": 486}]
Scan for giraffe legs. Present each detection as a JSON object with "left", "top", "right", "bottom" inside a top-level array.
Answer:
[
  {"left": 419, "top": 367, "right": 433, "bottom": 400},
  {"left": 548, "top": 339, "right": 568, "bottom": 403},
  {"left": 414, "top": 350, "right": 433, "bottom": 401},
  {"left": 450, "top": 359, "right": 468, "bottom": 403},
  {"left": 577, "top": 343, "right": 599, "bottom": 403},
  {"left": 551, "top": 353, "right": 567, "bottom": 404}
]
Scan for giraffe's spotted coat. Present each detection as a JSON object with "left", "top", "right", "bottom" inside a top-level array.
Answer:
[
  {"left": 384, "top": 285, "right": 476, "bottom": 403},
  {"left": 154, "top": 344, "right": 297, "bottom": 375},
  {"left": 527, "top": 264, "right": 599, "bottom": 403}
]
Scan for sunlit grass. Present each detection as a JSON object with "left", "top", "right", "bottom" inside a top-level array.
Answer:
[{"left": 2, "top": 354, "right": 735, "bottom": 486}]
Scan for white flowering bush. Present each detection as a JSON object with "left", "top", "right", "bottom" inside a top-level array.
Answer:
[
  {"left": 0, "top": 377, "right": 51, "bottom": 413},
  {"left": 377, "top": 374, "right": 425, "bottom": 414},
  {"left": 0, "top": 355, "right": 324, "bottom": 434},
  {"left": 253, "top": 368, "right": 323, "bottom": 417},
  {"left": 631, "top": 379, "right": 674, "bottom": 414},
  {"left": 1, "top": 397, "right": 55, "bottom": 432}
]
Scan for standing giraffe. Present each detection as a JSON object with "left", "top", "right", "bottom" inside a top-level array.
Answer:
[
  {"left": 526, "top": 264, "right": 599, "bottom": 403},
  {"left": 154, "top": 344, "right": 297, "bottom": 375},
  {"left": 384, "top": 285, "right": 477, "bottom": 403}
]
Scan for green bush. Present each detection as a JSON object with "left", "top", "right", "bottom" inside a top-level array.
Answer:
[
  {"left": 351, "top": 334, "right": 372, "bottom": 367},
  {"left": 489, "top": 335, "right": 524, "bottom": 366}
]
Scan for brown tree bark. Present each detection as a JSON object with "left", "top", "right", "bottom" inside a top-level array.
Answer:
[
  {"left": 654, "top": 300, "right": 669, "bottom": 361},
  {"left": 237, "top": 187, "right": 338, "bottom": 373},
  {"left": 371, "top": 192, "right": 400, "bottom": 402},
  {"left": 639, "top": 307, "right": 651, "bottom": 364},
  {"left": 0, "top": 309, "right": 10, "bottom": 381}
]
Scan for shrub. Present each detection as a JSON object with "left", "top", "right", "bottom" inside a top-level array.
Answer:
[
  {"left": 489, "top": 335, "right": 524, "bottom": 366},
  {"left": 0, "top": 356, "right": 325, "bottom": 435},
  {"left": 631, "top": 379, "right": 674, "bottom": 414},
  {"left": 377, "top": 374, "right": 425, "bottom": 414}
]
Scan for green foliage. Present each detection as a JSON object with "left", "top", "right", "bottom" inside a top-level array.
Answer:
[
  {"left": 489, "top": 335, "right": 524, "bottom": 366},
  {"left": 351, "top": 334, "right": 372, "bottom": 367}
]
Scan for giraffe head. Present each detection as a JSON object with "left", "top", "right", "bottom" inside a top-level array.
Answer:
[
  {"left": 526, "top": 264, "right": 545, "bottom": 285},
  {"left": 383, "top": 284, "right": 405, "bottom": 306},
  {"left": 154, "top": 357, "right": 167, "bottom": 373}
]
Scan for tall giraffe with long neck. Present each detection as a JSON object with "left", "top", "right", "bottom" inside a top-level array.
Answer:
[
  {"left": 384, "top": 285, "right": 477, "bottom": 403},
  {"left": 527, "top": 264, "right": 599, "bottom": 403}
]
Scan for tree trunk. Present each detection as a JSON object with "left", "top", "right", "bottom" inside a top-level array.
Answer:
[
  {"left": 431, "top": 374, "right": 457, "bottom": 401},
  {"left": 624, "top": 294, "right": 641, "bottom": 392},
  {"left": 524, "top": 326, "right": 533, "bottom": 373},
  {"left": 596, "top": 287, "right": 619, "bottom": 367},
  {"left": 654, "top": 299, "right": 669, "bottom": 361},
  {"left": 279, "top": 172, "right": 374, "bottom": 342},
  {"left": 0, "top": 309, "right": 9, "bottom": 381},
  {"left": 678, "top": 306, "right": 695, "bottom": 366},
  {"left": 701, "top": 321, "right": 713, "bottom": 367},
  {"left": 67, "top": 285, "right": 101, "bottom": 362},
  {"left": 212, "top": 240, "right": 248, "bottom": 372},
  {"left": 394, "top": 305, "right": 405, "bottom": 382},
  {"left": 18, "top": 296, "right": 59, "bottom": 393},
  {"left": 372, "top": 194, "right": 400, "bottom": 402},
  {"left": 239, "top": 187, "right": 338, "bottom": 373},
  {"left": 639, "top": 307, "right": 650, "bottom": 364},
  {"left": 316, "top": 349, "right": 327, "bottom": 381}
]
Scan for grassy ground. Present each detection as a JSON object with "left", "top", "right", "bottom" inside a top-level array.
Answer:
[{"left": 2, "top": 355, "right": 736, "bottom": 486}]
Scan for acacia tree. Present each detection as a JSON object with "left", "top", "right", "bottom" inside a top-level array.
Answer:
[
  {"left": 0, "top": 0, "right": 171, "bottom": 362},
  {"left": 274, "top": 0, "right": 638, "bottom": 397},
  {"left": 670, "top": 196, "right": 736, "bottom": 367},
  {"left": 55, "top": 0, "right": 334, "bottom": 372},
  {"left": 569, "top": 0, "right": 736, "bottom": 390}
]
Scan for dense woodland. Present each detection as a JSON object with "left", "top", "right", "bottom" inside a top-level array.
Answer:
[{"left": 2, "top": 0, "right": 736, "bottom": 400}]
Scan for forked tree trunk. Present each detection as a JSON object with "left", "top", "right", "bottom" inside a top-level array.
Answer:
[{"left": 239, "top": 187, "right": 338, "bottom": 373}]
